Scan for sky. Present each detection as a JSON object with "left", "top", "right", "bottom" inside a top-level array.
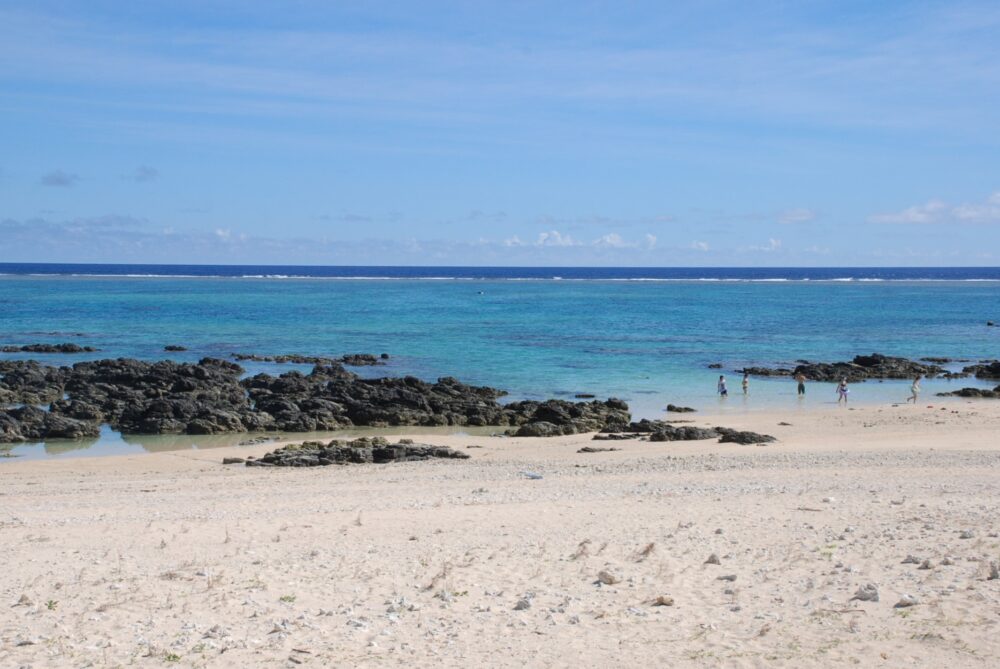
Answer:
[{"left": 1, "top": 0, "right": 999, "bottom": 266}]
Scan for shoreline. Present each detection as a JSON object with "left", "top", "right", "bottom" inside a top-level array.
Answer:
[{"left": 3, "top": 392, "right": 996, "bottom": 461}]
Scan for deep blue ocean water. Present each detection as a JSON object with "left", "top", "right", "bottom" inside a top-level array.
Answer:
[{"left": 2, "top": 264, "right": 999, "bottom": 458}]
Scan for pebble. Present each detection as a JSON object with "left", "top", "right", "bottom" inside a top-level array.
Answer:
[
  {"left": 705, "top": 553, "right": 721, "bottom": 565},
  {"left": 959, "top": 530, "right": 975, "bottom": 539},
  {"left": 596, "top": 570, "right": 621, "bottom": 585},
  {"left": 513, "top": 598, "right": 531, "bottom": 611},
  {"left": 652, "top": 595, "right": 674, "bottom": 607},
  {"left": 988, "top": 562, "right": 999, "bottom": 581},
  {"left": 894, "top": 594, "right": 919, "bottom": 608},
  {"left": 717, "top": 574, "right": 737, "bottom": 582},
  {"left": 851, "top": 584, "right": 879, "bottom": 602},
  {"left": 902, "top": 555, "right": 921, "bottom": 564},
  {"left": 918, "top": 559, "right": 933, "bottom": 570}
]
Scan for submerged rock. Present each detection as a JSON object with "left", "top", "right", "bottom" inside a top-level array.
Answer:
[{"left": 0, "top": 343, "right": 98, "bottom": 353}]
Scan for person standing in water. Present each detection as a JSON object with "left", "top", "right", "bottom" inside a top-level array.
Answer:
[
  {"left": 718, "top": 375, "right": 728, "bottom": 397},
  {"left": 837, "top": 378, "right": 850, "bottom": 404},
  {"left": 742, "top": 372, "right": 750, "bottom": 395},
  {"left": 907, "top": 375, "right": 922, "bottom": 403},
  {"left": 795, "top": 372, "right": 807, "bottom": 396}
]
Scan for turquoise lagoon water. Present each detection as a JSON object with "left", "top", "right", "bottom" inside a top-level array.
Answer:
[{"left": 2, "top": 268, "right": 999, "bottom": 458}]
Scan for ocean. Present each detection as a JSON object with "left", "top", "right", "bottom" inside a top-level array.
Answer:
[{"left": 2, "top": 263, "right": 999, "bottom": 459}]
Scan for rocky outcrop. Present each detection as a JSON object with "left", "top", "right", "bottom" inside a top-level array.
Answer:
[
  {"left": 243, "top": 437, "right": 470, "bottom": 467},
  {"left": 937, "top": 386, "right": 1000, "bottom": 399},
  {"left": 961, "top": 361, "right": 1000, "bottom": 379},
  {"left": 666, "top": 404, "right": 696, "bottom": 413},
  {"left": 164, "top": 345, "right": 187, "bottom": 351},
  {"left": 507, "top": 399, "right": 630, "bottom": 437},
  {"left": 1, "top": 357, "right": 631, "bottom": 440},
  {"left": 0, "top": 406, "right": 100, "bottom": 442},
  {"left": 743, "top": 353, "right": 945, "bottom": 382},
  {"left": 598, "top": 419, "right": 775, "bottom": 445},
  {"left": 739, "top": 366, "right": 793, "bottom": 377},
  {"left": 1, "top": 343, "right": 97, "bottom": 353},
  {"left": 231, "top": 352, "right": 388, "bottom": 366}
]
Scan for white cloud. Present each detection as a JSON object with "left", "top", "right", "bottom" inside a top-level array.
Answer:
[
  {"left": 749, "top": 238, "right": 782, "bottom": 252},
  {"left": 535, "top": 230, "right": 578, "bottom": 246},
  {"left": 644, "top": 234, "right": 657, "bottom": 249},
  {"left": 869, "top": 191, "right": 1000, "bottom": 224},
  {"left": 593, "top": 233, "right": 628, "bottom": 248},
  {"left": 778, "top": 208, "right": 816, "bottom": 224},
  {"left": 691, "top": 240, "right": 710, "bottom": 251}
]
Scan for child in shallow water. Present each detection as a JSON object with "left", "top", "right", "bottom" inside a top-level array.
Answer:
[
  {"left": 837, "top": 378, "right": 850, "bottom": 403},
  {"left": 742, "top": 372, "right": 749, "bottom": 395},
  {"left": 718, "top": 375, "right": 728, "bottom": 397}
]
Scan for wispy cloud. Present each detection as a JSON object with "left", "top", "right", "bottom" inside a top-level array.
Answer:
[
  {"left": 778, "top": 208, "right": 816, "bottom": 224},
  {"left": 39, "top": 169, "right": 79, "bottom": 187},
  {"left": 869, "top": 191, "right": 1000, "bottom": 224},
  {"left": 127, "top": 165, "right": 159, "bottom": 182}
]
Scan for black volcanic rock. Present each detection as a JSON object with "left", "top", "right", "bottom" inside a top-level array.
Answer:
[
  {"left": 245, "top": 437, "right": 470, "bottom": 467},
  {"left": 0, "top": 406, "right": 99, "bottom": 442},
  {"left": 961, "top": 361, "right": 1000, "bottom": 379},
  {"left": 164, "top": 345, "right": 187, "bottom": 351},
  {"left": 0, "top": 343, "right": 98, "bottom": 353},
  {"left": 2, "top": 356, "right": 632, "bottom": 440},
  {"left": 743, "top": 354, "right": 945, "bottom": 383},
  {"left": 937, "top": 385, "right": 1000, "bottom": 398}
]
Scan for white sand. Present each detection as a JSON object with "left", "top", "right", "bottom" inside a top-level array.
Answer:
[{"left": 2, "top": 399, "right": 1000, "bottom": 667}]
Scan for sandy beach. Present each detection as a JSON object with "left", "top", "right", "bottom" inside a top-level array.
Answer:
[{"left": 3, "top": 399, "right": 1000, "bottom": 668}]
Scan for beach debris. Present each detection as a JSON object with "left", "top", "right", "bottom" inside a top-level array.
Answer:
[
  {"left": 959, "top": 529, "right": 975, "bottom": 539},
  {"left": 851, "top": 584, "right": 879, "bottom": 602},
  {"left": 988, "top": 562, "right": 999, "bottom": 580},
  {"left": 778, "top": 421, "right": 793, "bottom": 426},
  {"left": 577, "top": 446, "right": 620, "bottom": 453},
  {"left": 717, "top": 574, "right": 738, "bottom": 582},
  {"left": 652, "top": 595, "right": 675, "bottom": 607},
  {"left": 918, "top": 559, "right": 933, "bottom": 570},
  {"left": 222, "top": 457, "right": 245, "bottom": 465},
  {"left": 513, "top": 598, "right": 532, "bottom": 611},
  {"left": 520, "top": 471, "right": 544, "bottom": 480},
  {"left": 705, "top": 553, "right": 721, "bottom": 565},
  {"left": 894, "top": 594, "right": 919, "bottom": 608},
  {"left": 901, "top": 555, "right": 921, "bottom": 564},
  {"left": 596, "top": 570, "right": 621, "bottom": 585}
]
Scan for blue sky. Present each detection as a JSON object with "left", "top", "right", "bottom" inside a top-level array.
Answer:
[{"left": 1, "top": 0, "right": 999, "bottom": 266}]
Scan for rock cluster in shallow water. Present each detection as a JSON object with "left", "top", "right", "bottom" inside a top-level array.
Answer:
[
  {"left": 0, "top": 356, "right": 629, "bottom": 441},
  {"left": 741, "top": 353, "right": 947, "bottom": 382}
]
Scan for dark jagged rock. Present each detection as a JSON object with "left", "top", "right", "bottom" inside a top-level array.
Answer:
[
  {"left": 507, "top": 398, "right": 630, "bottom": 437},
  {"left": 2, "top": 356, "right": 631, "bottom": 440},
  {"left": 574, "top": 393, "right": 596, "bottom": 399},
  {"left": 231, "top": 352, "right": 386, "bottom": 366},
  {"left": 0, "top": 343, "right": 98, "bottom": 353},
  {"left": 666, "top": 404, "right": 696, "bottom": 413},
  {"left": 707, "top": 363, "right": 723, "bottom": 369},
  {"left": 0, "top": 360, "right": 72, "bottom": 405},
  {"left": 716, "top": 428, "right": 777, "bottom": 444},
  {"left": 740, "top": 366, "right": 793, "bottom": 377},
  {"left": 244, "top": 437, "right": 470, "bottom": 467},
  {"left": 648, "top": 425, "right": 720, "bottom": 442},
  {"left": 744, "top": 354, "right": 945, "bottom": 382},
  {"left": 0, "top": 406, "right": 99, "bottom": 442},
  {"left": 920, "top": 357, "right": 969, "bottom": 364},
  {"left": 164, "top": 345, "right": 187, "bottom": 351},
  {"left": 578, "top": 446, "right": 620, "bottom": 453},
  {"left": 936, "top": 386, "right": 1000, "bottom": 399},
  {"left": 961, "top": 361, "right": 1000, "bottom": 379}
]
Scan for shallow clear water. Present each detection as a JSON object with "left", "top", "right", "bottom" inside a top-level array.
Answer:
[{"left": 2, "top": 269, "right": 999, "bottom": 458}]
